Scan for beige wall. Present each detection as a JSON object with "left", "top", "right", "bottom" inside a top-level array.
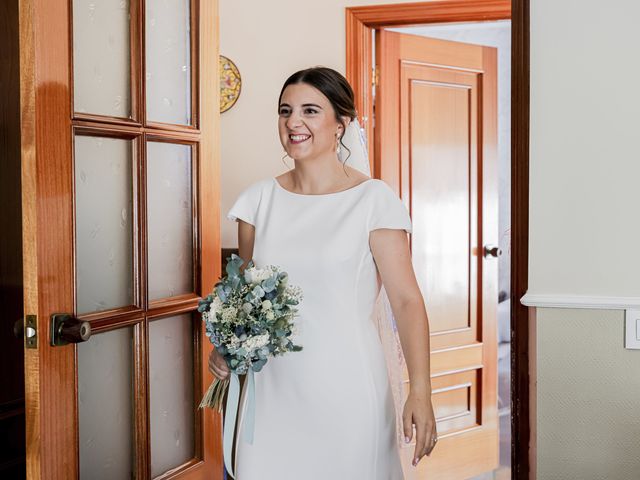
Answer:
[{"left": 530, "top": 0, "right": 640, "bottom": 478}]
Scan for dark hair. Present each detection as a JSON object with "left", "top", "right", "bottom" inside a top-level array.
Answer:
[{"left": 278, "top": 67, "right": 357, "bottom": 167}]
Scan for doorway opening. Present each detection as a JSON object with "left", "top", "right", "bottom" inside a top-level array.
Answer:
[
  {"left": 346, "top": 1, "right": 530, "bottom": 479},
  {"left": 385, "top": 20, "right": 512, "bottom": 479}
]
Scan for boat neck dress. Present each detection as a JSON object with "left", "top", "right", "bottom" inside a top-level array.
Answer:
[{"left": 226, "top": 176, "right": 413, "bottom": 480}]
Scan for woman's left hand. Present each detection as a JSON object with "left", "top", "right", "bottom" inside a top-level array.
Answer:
[{"left": 403, "top": 388, "right": 437, "bottom": 467}]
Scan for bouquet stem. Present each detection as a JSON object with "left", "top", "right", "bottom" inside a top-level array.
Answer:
[{"left": 199, "top": 378, "right": 230, "bottom": 412}]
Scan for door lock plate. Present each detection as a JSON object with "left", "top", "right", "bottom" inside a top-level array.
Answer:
[{"left": 25, "top": 315, "right": 37, "bottom": 349}]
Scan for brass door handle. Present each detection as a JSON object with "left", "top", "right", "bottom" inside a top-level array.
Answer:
[{"left": 50, "top": 314, "right": 91, "bottom": 346}]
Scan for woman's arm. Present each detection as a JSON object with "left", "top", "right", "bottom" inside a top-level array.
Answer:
[
  {"left": 237, "top": 220, "right": 256, "bottom": 270},
  {"left": 369, "top": 228, "right": 437, "bottom": 466},
  {"left": 208, "top": 219, "right": 256, "bottom": 380}
]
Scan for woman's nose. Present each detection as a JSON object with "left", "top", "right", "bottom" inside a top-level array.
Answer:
[{"left": 285, "top": 111, "right": 303, "bottom": 129}]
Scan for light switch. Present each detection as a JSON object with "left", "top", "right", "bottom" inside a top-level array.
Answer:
[{"left": 625, "top": 309, "right": 640, "bottom": 349}]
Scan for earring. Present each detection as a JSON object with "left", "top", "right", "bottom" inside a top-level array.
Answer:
[{"left": 336, "top": 132, "right": 342, "bottom": 154}]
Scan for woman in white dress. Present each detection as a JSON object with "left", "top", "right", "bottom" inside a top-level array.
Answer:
[{"left": 210, "top": 67, "right": 436, "bottom": 479}]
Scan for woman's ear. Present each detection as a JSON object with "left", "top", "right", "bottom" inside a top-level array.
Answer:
[{"left": 339, "top": 117, "right": 351, "bottom": 135}]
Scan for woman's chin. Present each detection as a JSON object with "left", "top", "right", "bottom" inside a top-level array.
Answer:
[
  {"left": 287, "top": 148, "right": 313, "bottom": 162},
  {"left": 287, "top": 148, "right": 336, "bottom": 163}
]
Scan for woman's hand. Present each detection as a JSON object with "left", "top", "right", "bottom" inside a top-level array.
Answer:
[
  {"left": 403, "top": 387, "right": 437, "bottom": 466},
  {"left": 208, "top": 348, "right": 230, "bottom": 380}
]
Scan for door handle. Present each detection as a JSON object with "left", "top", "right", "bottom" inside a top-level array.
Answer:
[
  {"left": 50, "top": 313, "right": 91, "bottom": 346},
  {"left": 483, "top": 245, "right": 502, "bottom": 258},
  {"left": 13, "top": 318, "right": 23, "bottom": 339}
]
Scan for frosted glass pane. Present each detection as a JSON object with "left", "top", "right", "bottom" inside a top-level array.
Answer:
[
  {"left": 78, "top": 327, "right": 133, "bottom": 480},
  {"left": 147, "top": 142, "right": 193, "bottom": 300},
  {"left": 73, "top": 0, "right": 131, "bottom": 118},
  {"left": 75, "top": 135, "right": 134, "bottom": 314},
  {"left": 149, "top": 314, "right": 195, "bottom": 477},
  {"left": 145, "top": 0, "right": 191, "bottom": 125}
]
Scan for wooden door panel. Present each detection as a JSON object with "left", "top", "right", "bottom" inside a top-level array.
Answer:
[
  {"left": 431, "top": 370, "right": 481, "bottom": 433},
  {"left": 407, "top": 65, "right": 480, "bottom": 354},
  {"left": 377, "top": 30, "right": 498, "bottom": 480},
  {"left": 20, "top": 1, "right": 221, "bottom": 479},
  {"left": 429, "top": 344, "right": 483, "bottom": 375}
]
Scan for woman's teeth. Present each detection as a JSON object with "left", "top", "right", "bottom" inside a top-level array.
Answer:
[{"left": 290, "top": 134, "right": 310, "bottom": 142}]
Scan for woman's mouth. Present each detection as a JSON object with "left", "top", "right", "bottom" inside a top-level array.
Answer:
[{"left": 289, "top": 134, "right": 311, "bottom": 144}]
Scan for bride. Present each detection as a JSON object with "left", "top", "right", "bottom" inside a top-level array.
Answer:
[{"left": 211, "top": 66, "right": 436, "bottom": 479}]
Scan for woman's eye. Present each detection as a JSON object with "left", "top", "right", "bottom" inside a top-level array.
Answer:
[
  {"left": 304, "top": 108, "right": 318, "bottom": 115},
  {"left": 278, "top": 109, "right": 290, "bottom": 116}
]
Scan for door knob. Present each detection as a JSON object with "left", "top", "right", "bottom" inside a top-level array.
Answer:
[
  {"left": 483, "top": 245, "right": 502, "bottom": 258},
  {"left": 13, "top": 318, "right": 23, "bottom": 339},
  {"left": 50, "top": 313, "right": 91, "bottom": 346}
]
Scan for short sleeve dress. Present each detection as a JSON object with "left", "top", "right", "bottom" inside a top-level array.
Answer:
[{"left": 227, "top": 176, "right": 412, "bottom": 480}]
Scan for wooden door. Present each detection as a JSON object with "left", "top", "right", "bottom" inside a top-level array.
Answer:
[
  {"left": 376, "top": 30, "right": 499, "bottom": 479},
  {"left": 19, "top": 0, "right": 221, "bottom": 479}
]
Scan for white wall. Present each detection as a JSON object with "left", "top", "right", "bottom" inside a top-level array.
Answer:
[
  {"left": 531, "top": 1, "right": 640, "bottom": 477},
  {"left": 529, "top": 0, "right": 640, "bottom": 298},
  {"left": 219, "top": 0, "right": 422, "bottom": 247}
]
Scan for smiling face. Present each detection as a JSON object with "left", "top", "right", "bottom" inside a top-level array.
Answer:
[{"left": 278, "top": 83, "right": 345, "bottom": 162}]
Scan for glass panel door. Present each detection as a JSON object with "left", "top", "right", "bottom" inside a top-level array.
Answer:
[
  {"left": 69, "top": 1, "right": 211, "bottom": 478},
  {"left": 20, "top": 0, "right": 218, "bottom": 477}
]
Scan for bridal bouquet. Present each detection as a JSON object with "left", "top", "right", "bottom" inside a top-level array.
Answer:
[{"left": 198, "top": 253, "right": 303, "bottom": 411}]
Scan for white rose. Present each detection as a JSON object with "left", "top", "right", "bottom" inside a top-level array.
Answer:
[
  {"left": 242, "top": 302, "right": 253, "bottom": 314},
  {"left": 210, "top": 296, "right": 224, "bottom": 314},
  {"left": 243, "top": 267, "right": 256, "bottom": 284},
  {"left": 261, "top": 300, "right": 272, "bottom": 310},
  {"left": 242, "top": 333, "right": 270, "bottom": 351},
  {"left": 265, "top": 311, "right": 275, "bottom": 321},
  {"left": 261, "top": 270, "right": 273, "bottom": 282}
]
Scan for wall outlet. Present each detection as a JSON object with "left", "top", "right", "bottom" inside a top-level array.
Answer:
[{"left": 625, "top": 309, "right": 640, "bottom": 350}]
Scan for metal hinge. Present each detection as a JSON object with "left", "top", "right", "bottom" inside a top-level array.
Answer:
[{"left": 372, "top": 65, "right": 379, "bottom": 88}]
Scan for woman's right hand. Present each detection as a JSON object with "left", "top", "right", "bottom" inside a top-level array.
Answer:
[{"left": 208, "top": 348, "right": 230, "bottom": 380}]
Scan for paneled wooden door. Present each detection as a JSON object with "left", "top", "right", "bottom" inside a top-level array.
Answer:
[
  {"left": 19, "top": 0, "right": 221, "bottom": 479},
  {"left": 376, "top": 30, "right": 499, "bottom": 479}
]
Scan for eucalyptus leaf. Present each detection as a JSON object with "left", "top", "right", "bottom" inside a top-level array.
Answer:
[{"left": 252, "top": 358, "right": 267, "bottom": 372}]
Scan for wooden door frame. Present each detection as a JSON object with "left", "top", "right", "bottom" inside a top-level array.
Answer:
[{"left": 345, "top": 1, "right": 530, "bottom": 478}]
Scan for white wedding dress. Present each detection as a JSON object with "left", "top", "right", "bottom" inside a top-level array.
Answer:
[{"left": 226, "top": 176, "right": 412, "bottom": 480}]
